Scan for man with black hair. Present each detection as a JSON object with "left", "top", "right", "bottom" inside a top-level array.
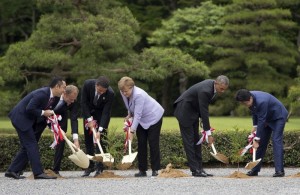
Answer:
[
  {"left": 81, "top": 76, "right": 115, "bottom": 177},
  {"left": 5, "top": 77, "right": 66, "bottom": 179},
  {"left": 235, "top": 89, "right": 288, "bottom": 177}
]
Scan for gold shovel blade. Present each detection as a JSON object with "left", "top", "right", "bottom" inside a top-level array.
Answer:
[
  {"left": 210, "top": 152, "right": 229, "bottom": 164},
  {"left": 245, "top": 158, "right": 261, "bottom": 169},
  {"left": 121, "top": 152, "right": 138, "bottom": 164},
  {"left": 68, "top": 150, "right": 90, "bottom": 169}
]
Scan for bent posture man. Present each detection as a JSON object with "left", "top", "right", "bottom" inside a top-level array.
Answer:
[
  {"left": 235, "top": 89, "right": 288, "bottom": 177},
  {"left": 174, "top": 75, "right": 229, "bottom": 177},
  {"left": 5, "top": 77, "right": 66, "bottom": 179}
]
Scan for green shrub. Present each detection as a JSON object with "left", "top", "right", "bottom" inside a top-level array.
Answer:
[{"left": 1, "top": 129, "right": 299, "bottom": 172}]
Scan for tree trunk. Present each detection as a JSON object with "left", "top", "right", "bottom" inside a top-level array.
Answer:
[
  {"left": 161, "top": 77, "right": 173, "bottom": 115},
  {"left": 297, "top": 29, "right": 300, "bottom": 50}
]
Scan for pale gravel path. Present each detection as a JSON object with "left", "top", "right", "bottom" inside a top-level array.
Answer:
[{"left": 1, "top": 168, "right": 300, "bottom": 195}]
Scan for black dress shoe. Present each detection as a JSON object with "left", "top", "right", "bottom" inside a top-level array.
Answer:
[
  {"left": 82, "top": 167, "right": 95, "bottom": 177},
  {"left": 273, "top": 171, "right": 285, "bottom": 177},
  {"left": 34, "top": 173, "right": 57, "bottom": 179},
  {"left": 192, "top": 170, "right": 207, "bottom": 177},
  {"left": 134, "top": 171, "right": 147, "bottom": 177},
  {"left": 246, "top": 170, "right": 258, "bottom": 176},
  {"left": 202, "top": 170, "right": 213, "bottom": 177},
  {"left": 152, "top": 170, "right": 159, "bottom": 177},
  {"left": 94, "top": 163, "right": 104, "bottom": 177},
  {"left": 5, "top": 171, "right": 25, "bottom": 179}
]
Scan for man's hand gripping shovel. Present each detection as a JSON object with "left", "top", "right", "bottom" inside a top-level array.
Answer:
[
  {"left": 197, "top": 127, "right": 229, "bottom": 164},
  {"left": 48, "top": 113, "right": 89, "bottom": 169},
  {"left": 240, "top": 131, "right": 261, "bottom": 169}
]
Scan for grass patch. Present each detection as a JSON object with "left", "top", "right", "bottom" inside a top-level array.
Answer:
[{"left": 1, "top": 117, "right": 299, "bottom": 135}]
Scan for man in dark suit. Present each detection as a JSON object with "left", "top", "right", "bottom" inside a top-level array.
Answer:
[
  {"left": 18, "top": 84, "right": 79, "bottom": 176},
  {"left": 5, "top": 77, "right": 66, "bottom": 179},
  {"left": 235, "top": 89, "right": 288, "bottom": 177},
  {"left": 51, "top": 84, "right": 79, "bottom": 175},
  {"left": 174, "top": 75, "right": 229, "bottom": 177},
  {"left": 81, "top": 76, "right": 115, "bottom": 177}
]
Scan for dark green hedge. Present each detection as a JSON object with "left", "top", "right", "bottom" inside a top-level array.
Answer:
[{"left": 1, "top": 130, "right": 300, "bottom": 172}]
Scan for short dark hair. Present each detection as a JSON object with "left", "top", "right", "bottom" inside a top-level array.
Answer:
[
  {"left": 96, "top": 76, "right": 109, "bottom": 88},
  {"left": 49, "top": 77, "right": 64, "bottom": 88},
  {"left": 235, "top": 89, "right": 251, "bottom": 102}
]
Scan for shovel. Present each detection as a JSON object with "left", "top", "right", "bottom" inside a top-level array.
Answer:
[
  {"left": 62, "top": 132, "right": 90, "bottom": 169},
  {"left": 210, "top": 143, "right": 229, "bottom": 164},
  {"left": 119, "top": 139, "right": 138, "bottom": 169},
  {"left": 49, "top": 114, "right": 89, "bottom": 169},
  {"left": 86, "top": 154, "right": 103, "bottom": 162},
  {"left": 245, "top": 147, "right": 261, "bottom": 169},
  {"left": 91, "top": 127, "right": 114, "bottom": 166}
]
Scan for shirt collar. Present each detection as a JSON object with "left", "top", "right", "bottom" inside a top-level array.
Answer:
[{"left": 50, "top": 88, "right": 54, "bottom": 98}]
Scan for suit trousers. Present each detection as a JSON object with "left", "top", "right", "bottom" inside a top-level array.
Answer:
[
  {"left": 7, "top": 124, "right": 44, "bottom": 175},
  {"left": 252, "top": 119, "right": 286, "bottom": 173},
  {"left": 178, "top": 120, "right": 202, "bottom": 172},
  {"left": 136, "top": 118, "right": 162, "bottom": 172},
  {"left": 53, "top": 131, "right": 66, "bottom": 172}
]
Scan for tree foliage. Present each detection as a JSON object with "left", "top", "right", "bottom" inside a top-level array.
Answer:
[
  {"left": 149, "top": 1, "right": 226, "bottom": 64},
  {"left": 128, "top": 47, "right": 210, "bottom": 114},
  {"left": 0, "top": 0, "right": 140, "bottom": 90},
  {"left": 206, "top": 0, "right": 299, "bottom": 113}
]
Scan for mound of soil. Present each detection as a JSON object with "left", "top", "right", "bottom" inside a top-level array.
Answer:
[
  {"left": 94, "top": 171, "right": 123, "bottom": 178},
  {"left": 158, "top": 163, "right": 190, "bottom": 178},
  {"left": 45, "top": 169, "right": 64, "bottom": 178},
  {"left": 289, "top": 172, "right": 300, "bottom": 178},
  {"left": 27, "top": 169, "right": 63, "bottom": 179},
  {"left": 116, "top": 162, "right": 133, "bottom": 170},
  {"left": 227, "top": 171, "right": 251, "bottom": 178}
]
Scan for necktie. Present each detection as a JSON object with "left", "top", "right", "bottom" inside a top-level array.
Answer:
[
  {"left": 93, "top": 94, "right": 99, "bottom": 106},
  {"left": 45, "top": 97, "right": 55, "bottom": 109}
]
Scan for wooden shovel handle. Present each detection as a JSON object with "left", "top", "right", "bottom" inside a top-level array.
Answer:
[
  {"left": 128, "top": 140, "right": 132, "bottom": 156},
  {"left": 91, "top": 127, "right": 105, "bottom": 154},
  {"left": 62, "top": 131, "right": 78, "bottom": 153},
  {"left": 211, "top": 143, "right": 217, "bottom": 154},
  {"left": 253, "top": 147, "right": 256, "bottom": 161}
]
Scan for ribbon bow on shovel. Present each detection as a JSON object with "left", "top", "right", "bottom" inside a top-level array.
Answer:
[
  {"left": 241, "top": 131, "right": 261, "bottom": 169},
  {"left": 197, "top": 127, "right": 229, "bottom": 164},
  {"left": 117, "top": 118, "right": 138, "bottom": 170},
  {"left": 239, "top": 131, "right": 256, "bottom": 156}
]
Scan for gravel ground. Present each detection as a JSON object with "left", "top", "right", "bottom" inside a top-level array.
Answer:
[{"left": 1, "top": 168, "right": 300, "bottom": 195}]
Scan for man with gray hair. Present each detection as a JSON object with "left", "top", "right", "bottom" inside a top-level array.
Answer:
[
  {"left": 51, "top": 84, "right": 80, "bottom": 176},
  {"left": 174, "top": 75, "right": 229, "bottom": 177},
  {"left": 16, "top": 84, "right": 80, "bottom": 177}
]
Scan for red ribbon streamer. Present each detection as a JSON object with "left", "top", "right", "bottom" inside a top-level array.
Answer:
[{"left": 47, "top": 114, "right": 64, "bottom": 149}]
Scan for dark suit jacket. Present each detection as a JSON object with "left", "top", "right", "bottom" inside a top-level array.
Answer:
[
  {"left": 81, "top": 79, "right": 115, "bottom": 129},
  {"left": 54, "top": 100, "right": 79, "bottom": 134},
  {"left": 174, "top": 79, "right": 215, "bottom": 131},
  {"left": 250, "top": 91, "right": 288, "bottom": 138},
  {"left": 8, "top": 87, "right": 60, "bottom": 131}
]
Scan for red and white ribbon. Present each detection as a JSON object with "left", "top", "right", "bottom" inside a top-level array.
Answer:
[
  {"left": 84, "top": 117, "right": 98, "bottom": 140},
  {"left": 239, "top": 131, "right": 256, "bottom": 156},
  {"left": 196, "top": 127, "right": 215, "bottom": 145},
  {"left": 123, "top": 117, "right": 133, "bottom": 152},
  {"left": 47, "top": 114, "right": 64, "bottom": 149}
]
